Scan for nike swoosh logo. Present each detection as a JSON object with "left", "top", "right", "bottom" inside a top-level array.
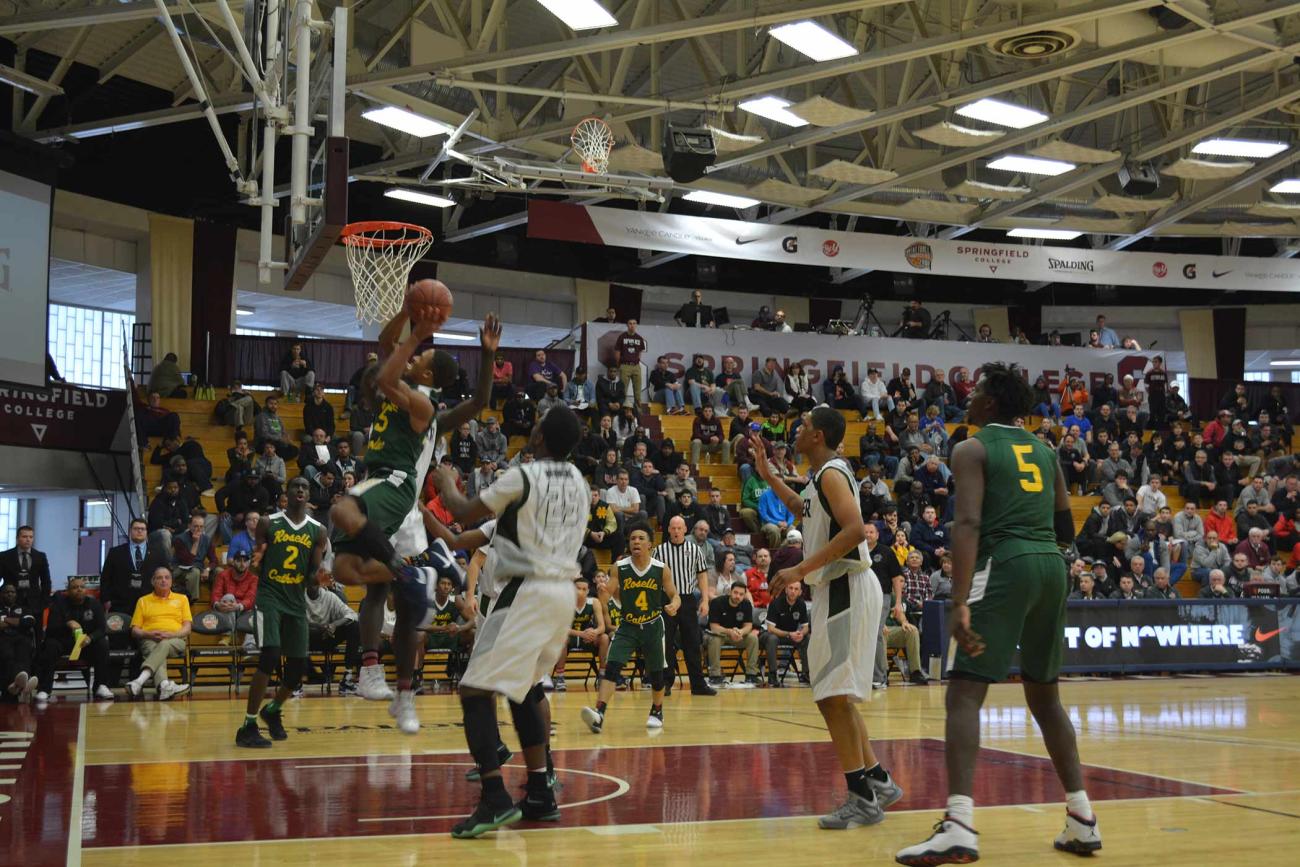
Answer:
[
  {"left": 1255, "top": 627, "right": 1282, "bottom": 642},
  {"left": 734, "top": 237, "right": 761, "bottom": 245},
  {"left": 1212, "top": 270, "right": 1232, "bottom": 278}
]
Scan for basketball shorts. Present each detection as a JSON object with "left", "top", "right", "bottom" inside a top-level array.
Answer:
[
  {"left": 460, "top": 576, "right": 572, "bottom": 704},
  {"left": 607, "top": 617, "right": 666, "bottom": 672},
  {"left": 808, "top": 568, "right": 881, "bottom": 703},
  {"left": 252, "top": 601, "right": 309, "bottom": 658},
  {"left": 391, "top": 505, "right": 429, "bottom": 560},
  {"left": 954, "top": 552, "right": 1068, "bottom": 684},
  {"left": 426, "top": 631, "right": 461, "bottom": 652},
  {"left": 331, "top": 471, "right": 417, "bottom": 553}
]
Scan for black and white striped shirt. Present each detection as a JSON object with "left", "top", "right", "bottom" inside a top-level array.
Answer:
[{"left": 654, "top": 539, "right": 712, "bottom": 597}]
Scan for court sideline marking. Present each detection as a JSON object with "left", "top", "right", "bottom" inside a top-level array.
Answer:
[{"left": 67, "top": 703, "right": 87, "bottom": 867}]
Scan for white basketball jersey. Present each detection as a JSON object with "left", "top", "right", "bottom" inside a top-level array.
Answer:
[
  {"left": 798, "top": 457, "right": 869, "bottom": 587},
  {"left": 411, "top": 384, "right": 438, "bottom": 503},
  {"left": 479, "top": 460, "right": 587, "bottom": 584}
]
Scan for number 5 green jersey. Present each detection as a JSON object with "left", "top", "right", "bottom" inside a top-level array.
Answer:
[
  {"left": 971, "top": 423, "right": 1059, "bottom": 563},
  {"left": 259, "top": 512, "right": 324, "bottom": 612},
  {"left": 616, "top": 557, "right": 667, "bottom": 625}
]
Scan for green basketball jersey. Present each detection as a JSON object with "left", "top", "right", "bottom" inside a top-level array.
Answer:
[
  {"left": 972, "top": 424, "right": 1060, "bottom": 562},
  {"left": 606, "top": 597, "right": 622, "bottom": 629},
  {"left": 259, "top": 512, "right": 323, "bottom": 611},
  {"left": 430, "top": 595, "right": 459, "bottom": 628},
  {"left": 366, "top": 399, "right": 429, "bottom": 477},
  {"left": 571, "top": 599, "right": 597, "bottom": 631},
  {"left": 617, "top": 557, "right": 666, "bottom": 625}
]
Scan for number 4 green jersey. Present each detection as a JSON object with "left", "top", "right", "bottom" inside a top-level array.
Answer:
[
  {"left": 259, "top": 512, "right": 324, "bottom": 612},
  {"left": 616, "top": 557, "right": 667, "bottom": 625},
  {"left": 972, "top": 424, "right": 1060, "bottom": 563}
]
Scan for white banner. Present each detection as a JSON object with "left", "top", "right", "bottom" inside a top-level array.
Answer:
[
  {"left": 584, "top": 323, "right": 1147, "bottom": 395},
  {"left": 531, "top": 202, "right": 1300, "bottom": 293}
]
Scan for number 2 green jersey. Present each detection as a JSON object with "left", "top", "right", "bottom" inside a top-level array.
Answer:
[
  {"left": 616, "top": 557, "right": 666, "bottom": 625},
  {"left": 972, "top": 424, "right": 1060, "bottom": 563},
  {"left": 259, "top": 512, "right": 324, "bottom": 612}
]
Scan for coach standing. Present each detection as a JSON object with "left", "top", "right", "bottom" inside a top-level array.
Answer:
[
  {"left": 654, "top": 516, "right": 717, "bottom": 696},
  {"left": 0, "top": 526, "right": 51, "bottom": 625},
  {"left": 615, "top": 319, "right": 648, "bottom": 413}
]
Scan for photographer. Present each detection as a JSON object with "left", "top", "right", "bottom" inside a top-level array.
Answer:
[{"left": 900, "top": 299, "right": 931, "bottom": 339}]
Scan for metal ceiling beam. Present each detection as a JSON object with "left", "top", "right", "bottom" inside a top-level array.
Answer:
[
  {"left": 21, "top": 26, "right": 89, "bottom": 130},
  {"left": 709, "top": 0, "right": 1299, "bottom": 173},
  {"left": 96, "top": 22, "right": 166, "bottom": 85},
  {"left": 0, "top": 1, "right": 217, "bottom": 36},
  {"left": 350, "top": 0, "right": 901, "bottom": 85},
  {"left": 365, "top": 0, "right": 435, "bottom": 72},
  {"left": 432, "top": 76, "right": 724, "bottom": 111},
  {"left": 33, "top": 95, "right": 254, "bottom": 142},
  {"left": 1107, "top": 150, "right": 1300, "bottom": 251}
]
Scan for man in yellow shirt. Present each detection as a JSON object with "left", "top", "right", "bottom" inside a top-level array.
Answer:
[{"left": 126, "top": 567, "right": 192, "bottom": 700}]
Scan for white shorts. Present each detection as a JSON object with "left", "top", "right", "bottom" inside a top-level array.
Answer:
[
  {"left": 460, "top": 577, "right": 572, "bottom": 704},
  {"left": 390, "top": 507, "right": 428, "bottom": 559},
  {"left": 808, "top": 568, "right": 882, "bottom": 703}
]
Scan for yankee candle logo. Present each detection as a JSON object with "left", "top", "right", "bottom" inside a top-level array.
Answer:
[
  {"left": 1064, "top": 623, "right": 1246, "bottom": 649},
  {"left": 1048, "top": 257, "right": 1095, "bottom": 272},
  {"left": 905, "top": 241, "right": 933, "bottom": 270}
]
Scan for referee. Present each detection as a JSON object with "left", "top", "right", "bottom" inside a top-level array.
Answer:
[{"left": 654, "top": 515, "right": 717, "bottom": 696}]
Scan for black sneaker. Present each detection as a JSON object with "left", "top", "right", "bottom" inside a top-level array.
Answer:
[
  {"left": 465, "top": 742, "right": 514, "bottom": 781},
  {"left": 450, "top": 797, "right": 522, "bottom": 839},
  {"left": 909, "top": 670, "right": 930, "bottom": 686},
  {"left": 517, "top": 787, "right": 561, "bottom": 822},
  {"left": 260, "top": 705, "right": 288, "bottom": 741},
  {"left": 691, "top": 683, "right": 719, "bottom": 696},
  {"left": 235, "top": 722, "right": 272, "bottom": 749},
  {"left": 745, "top": 674, "right": 759, "bottom": 686}
]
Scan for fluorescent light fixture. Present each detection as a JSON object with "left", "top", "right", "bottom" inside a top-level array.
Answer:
[
  {"left": 682, "top": 190, "right": 761, "bottom": 209},
  {"left": 236, "top": 306, "right": 255, "bottom": 316},
  {"left": 738, "top": 95, "right": 809, "bottom": 127},
  {"left": 955, "top": 97, "right": 1048, "bottom": 129},
  {"left": 987, "top": 154, "right": 1076, "bottom": 176},
  {"left": 769, "top": 21, "right": 858, "bottom": 62},
  {"left": 1192, "top": 138, "right": 1288, "bottom": 158},
  {"left": 1269, "top": 359, "right": 1300, "bottom": 367},
  {"left": 361, "top": 105, "right": 454, "bottom": 138},
  {"left": 1007, "top": 228, "right": 1083, "bottom": 240},
  {"left": 1268, "top": 178, "right": 1300, "bottom": 193},
  {"left": 533, "top": 0, "right": 618, "bottom": 30},
  {"left": 435, "top": 331, "right": 477, "bottom": 342},
  {"left": 384, "top": 188, "right": 456, "bottom": 208}
]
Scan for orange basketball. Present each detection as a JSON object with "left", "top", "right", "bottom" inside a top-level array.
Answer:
[{"left": 406, "top": 279, "right": 453, "bottom": 325}]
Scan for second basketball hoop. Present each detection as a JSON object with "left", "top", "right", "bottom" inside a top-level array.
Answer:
[{"left": 571, "top": 116, "right": 615, "bottom": 175}]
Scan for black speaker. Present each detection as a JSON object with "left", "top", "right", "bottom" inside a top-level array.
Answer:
[
  {"left": 662, "top": 125, "right": 717, "bottom": 183},
  {"left": 1118, "top": 161, "right": 1159, "bottom": 196}
]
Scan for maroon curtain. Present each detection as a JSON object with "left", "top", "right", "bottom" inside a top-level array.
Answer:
[
  {"left": 1188, "top": 377, "right": 1299, "bottom": 421},
  {"left": 608, "top": 284, "right": 642, "bottom": 321},
  {"left": 190, "top": 220, "right": 236, "bottom": 383}
]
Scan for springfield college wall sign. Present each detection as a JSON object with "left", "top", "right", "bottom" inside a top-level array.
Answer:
[{"left": 0, "top": 384, "right": 129, "bottom": 452}]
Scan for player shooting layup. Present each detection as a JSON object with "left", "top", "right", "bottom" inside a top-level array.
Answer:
[
  {"left": 750, "top": 408, "right": 903, "bottom": 831},
  {"left": 897, "top": 363, "right": 1099, "bottom": 864}
]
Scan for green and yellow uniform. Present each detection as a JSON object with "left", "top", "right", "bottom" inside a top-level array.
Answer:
[
  {"left": 605, "top": 597, "right": 622, "bottom": 630},
  {"left": 607, "top": 557, "right": 668, "bottom": 671},
  {"left": 424, "top": 595, "right": 463, "bottom": 651},
  {"left": 333, "top": 399, "right": 431, "bottom": 548},
  {"left": 953, "top": 423, "right": 1068, "bottom": 683},
  {"left": 254, "top": 512, "right": 323, "bottom": 657},
  {"left": 568, "top": 599, "right": 598, "bottom": 649}
]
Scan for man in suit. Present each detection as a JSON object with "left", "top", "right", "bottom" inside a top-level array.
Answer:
[
  {"left": 0, "top": 525, "right": 51, "bottom": 623},
  {"left": 100, "top": 518, "right": 152, "bottom": 618}
]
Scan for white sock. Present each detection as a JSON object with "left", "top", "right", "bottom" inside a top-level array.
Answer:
[
  {"left": 1066, "top": 790, "right": 1093, "bottom": 821},
  {"left": 132, "top": 671, "right": 150, "bottom": 687},
  {"left": 946, "top": 794, "right": 975, "bottom": 828}
]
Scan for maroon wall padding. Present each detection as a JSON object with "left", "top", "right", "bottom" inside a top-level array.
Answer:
[
  {"left": 190, "top": 219, "right": 237, "bottom": 383},
  {"left": 809, "top": 298, "right": 842, "bottom": 328},
  {"left": 608, "top": 284, "right": 643, "bottom": 322},
  {"left": 1212, "top": 307, "right": 1247, "bottom": 381}
]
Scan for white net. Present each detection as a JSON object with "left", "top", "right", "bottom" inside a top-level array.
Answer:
[
  {"left": 571, "top": 117, "right": 615, "bottom": 174},
  {"left": 342, "top": 222, "right": 434, "bottom": 324}
]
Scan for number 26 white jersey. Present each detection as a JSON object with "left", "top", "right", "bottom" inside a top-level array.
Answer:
[{"left": 479, "top": 459, "right": 588, "bottom": 583}]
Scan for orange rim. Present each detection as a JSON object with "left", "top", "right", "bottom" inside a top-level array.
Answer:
[{"left": 341, "top": 220, "right": 433, "bottom": 248}]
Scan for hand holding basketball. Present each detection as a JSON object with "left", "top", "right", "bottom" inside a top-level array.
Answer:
[{"left": 406, "top": 279, "right": 453, "bottom": 330}]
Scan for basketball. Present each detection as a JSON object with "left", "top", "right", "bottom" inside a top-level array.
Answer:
[{"left": 406, "top": 278, "right": 453, "bottom": 325}]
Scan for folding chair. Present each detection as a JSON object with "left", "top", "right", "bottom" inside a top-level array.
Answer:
[{"left": 189, "top": 610, "right": 238, "bottom": 695}]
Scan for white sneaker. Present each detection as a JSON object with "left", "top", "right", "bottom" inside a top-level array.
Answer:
[
  {"left": 158, "top": 681, "right": 190, "bottom": 701},
  {"left": 34, "top": 690, "right": 51, "bottom": 703},
  {"left": 357, "top": 664, "right": 394, "bottom": 701},
  {"left": 1054, "top": 811, "right": 1102, "bottom": 855},
  {"left": 125, "top": 679, "right": 144, "bottom": 699},
  {"left": 646, "top": 710, "right": 663, "bottom": 729},
  {"left": 895, "top": 815, "right": 980, "bottom": 864},
  {"left": 94, "top": 685, "right": 116, "bottom": 701},
  {"left": 242, "top": 634, "right": 259, "bottom": 652},
  {"left": 388, "top": 691, "right": 419, "bottom": 735},
  {"left": 7, "top": 671, "right": 27, "bottom": 697}
]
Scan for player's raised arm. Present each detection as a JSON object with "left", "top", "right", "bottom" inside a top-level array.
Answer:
[
  {"left": 436, "top": 463, "right": 506, "bottom": 527},
  {"left": 438, "top": 313, "right": 503, "bottom": 431},
  {"left": 419, "top": 500, "right": 492, "bottom": 551},
  {"left": 376, "top": 307, "right": 410, "bottom": 359},
  {"left": 376, "top": 315, "right": 437, "bottom": 433}
]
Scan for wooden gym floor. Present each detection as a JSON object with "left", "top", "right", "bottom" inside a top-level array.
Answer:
[{"left": 3, "top": 675, "right": 1299, "bottom": 865}]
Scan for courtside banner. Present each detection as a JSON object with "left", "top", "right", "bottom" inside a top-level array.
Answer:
[
  {"left": 529, "top": 201, "right": 1300, "bottom": 292},
  {"left": 585, "top": 323, "right": 1139, "bottom": 392}
]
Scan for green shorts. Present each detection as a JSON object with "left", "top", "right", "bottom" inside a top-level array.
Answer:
[
  {"left": 607, "top": 617, "right": 665, "bottom": 672},
  {"left": 953, "top": 552, "right": 1068, "bottom": 684},
  {"left": 253, "top": 601, "right": 309, "bottom": 658},
  {"left": 331, "top": 472, "right": 418, "bottom": 551},
  {"left": 426, "top": 631, "right": 462, "bottom": 652}
]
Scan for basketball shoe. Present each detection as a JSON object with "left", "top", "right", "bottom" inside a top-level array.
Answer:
[
  {"left": 895, "top": 815, "right": 980, "bottom": 864},
  {"left": 357, "top": 664, "right": 394, "bottom": 701},
  {"left": 818, "top": 792, "right": 884, "bottom": 830},
  {"left": 1054, "top": 811, "right": 1102, "bottom": 855}
]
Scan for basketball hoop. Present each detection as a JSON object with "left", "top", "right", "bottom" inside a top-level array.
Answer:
[
  {"left": 571, "top": 116, "right": 615, "bottom": 174},
  {"left": 341, "top": 221, "right": 434, "bottom": 324}
]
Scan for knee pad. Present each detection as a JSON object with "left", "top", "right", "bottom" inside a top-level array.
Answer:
[
  {"left": 282, "top": 656, "right": 307, "bottom": 690},
  {"left": 603, "top": 661, "right": 623, "bottom": 683},
  {"left": 508, "top": 691, "right": 548, "bottom": 750},
  {"left": 257, "top": 646, "right": 283, "bottom": 676},
  {"left": 647, "top": 669, "right": 665, "bottom": 691}
]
